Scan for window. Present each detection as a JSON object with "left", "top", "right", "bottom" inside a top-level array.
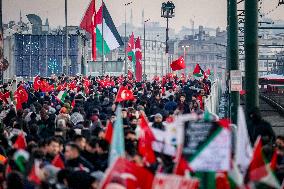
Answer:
[
  {"left": 202, "top": 55, "right": 207, "bottom": 61},
  {"left": 209, "top": 55, "right": 215, "bottom": 61}
]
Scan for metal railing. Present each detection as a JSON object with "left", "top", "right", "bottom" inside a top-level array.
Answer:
[{"left": 204, "top": 79, "right": 220, "bottom": 115}]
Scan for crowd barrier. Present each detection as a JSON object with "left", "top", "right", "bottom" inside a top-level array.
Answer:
[{"left": 204, "top": 80, "right": 220, "bottom": 115}]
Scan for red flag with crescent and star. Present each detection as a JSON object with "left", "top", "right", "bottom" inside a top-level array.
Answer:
[
  {"left": 100, "top": 157, "right": 154, "bottom": 189},
  {"left": 33, "top": 76, "right": 41, "bottom": 91},
  {"left": 14, "top": 85, "right": 28, "bottom": 110},
  {"left": 80, "top": 0, "right": 96, "bottom": 60},
  {"left": 115, "top": 86, "right": 135, "bottom": 103}
]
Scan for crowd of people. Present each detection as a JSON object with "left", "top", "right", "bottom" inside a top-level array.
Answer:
[
  {"left": 0, "top": 74, "right": 212, "bottom": 189},
  {"left": 0, "top": 73, "right": 281, "bottom": 189}
]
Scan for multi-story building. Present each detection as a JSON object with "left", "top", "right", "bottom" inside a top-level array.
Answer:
[
  {"left": 239, "top": 32, "right": 284, "bottom": 77},
  {"left": 176, "top": 26, "right": 227, "bottom": 81}
]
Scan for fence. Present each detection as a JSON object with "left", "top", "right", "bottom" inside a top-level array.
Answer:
[{"left": 204, "top": 79, "right": 220, "bottom": 115}]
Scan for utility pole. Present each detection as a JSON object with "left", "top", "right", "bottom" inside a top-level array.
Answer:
[
  {"left": 244, "top": 0, "right": 259, "bottom": 117},
  {"left": 229, "top": 0, "right": 239, "bottom": 124}
]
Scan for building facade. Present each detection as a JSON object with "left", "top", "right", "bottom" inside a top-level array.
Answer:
[{"left": 176, "top": 26, "right": 227, "bottom": 81}]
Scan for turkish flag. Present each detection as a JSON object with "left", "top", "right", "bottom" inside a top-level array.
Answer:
[
  {"left": 105, "top": 121, "right": 113, "bottom": 143},
  {"left": 13, "top": 133, "right": 27, "bottom": 150},
  {"left": 83, "top": 78, "right": 91, "bottom": 88},
  {"left": 115, "top": 86, "right": 135, "bottom": 103},
  {"left": 46, "top": 83, "right": 55, "bottom": 92},
  {"left": 0, "top": 91, "right": 10, "bottom": 104},
  {"left": 170, "top": 56, "right": 186, "bottom": 71},
  {"left": 52, "top": 154, "right": 65, "bottom": 169},
  {"left": 100, "top": 157, "right": 154, "bottom": 189},
  {"left": 138, "top": 113, "right": 156, "bottom": 164},
  {"left": 57, "top": 83, "right": 67, "bottom": 91},
  {"left": 28, "top": 164, "right": 41, "bottom": 185},
  {"left": 69, "top": 80, "right": 77, "bottom": 90},
  {"left": 40, "top": 80, "right": 49, "bottom": 92},
  {"left": 128, "top": 70, "right": 133, "bottom": 80},
  {"left": 33, "top": 76, "right": 41, "bottom": 91},
  {"left": 14, "top": 85, "right": 28, "bottom": 110},
  {"left": 80, "top": 0, "right": 96, "bottom": 60}
]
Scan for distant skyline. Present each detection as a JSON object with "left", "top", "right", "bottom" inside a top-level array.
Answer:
[{"left": 3, "top": 0, "right": 284, "bottom": 32}]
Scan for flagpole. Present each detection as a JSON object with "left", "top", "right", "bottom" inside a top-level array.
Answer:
[
  {"left": 65, "top": 0, "right": 69, "bottom": 75},
  {"left": 101, "top": 0, "right": 104, "bottom": 76}
]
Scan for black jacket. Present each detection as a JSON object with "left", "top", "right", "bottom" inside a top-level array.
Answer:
[{"left": 66, "top": 156, "right": 94, "bottom": 172}]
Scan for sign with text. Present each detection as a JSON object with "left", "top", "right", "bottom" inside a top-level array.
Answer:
[
  {"left": 230, "top": 70, "right": 242, "bottom": 91},
  {"left": 152, "top": 174, "right": 199, "bottom": 189},
  {"left": 183, "top": 121, "right": 231, "bottom": 171}
]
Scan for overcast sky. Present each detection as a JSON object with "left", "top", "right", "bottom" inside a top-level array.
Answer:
[{"left": 3, "top": 0, "right": 284, "bottom": 32}]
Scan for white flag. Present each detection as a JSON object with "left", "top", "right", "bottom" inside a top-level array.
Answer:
[{"left": 235, "top": 106, "right": 253, "bottom": 174}]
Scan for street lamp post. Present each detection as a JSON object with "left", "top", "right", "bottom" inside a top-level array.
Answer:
[
  {"left": 155, "top": 35, "right": 159, "bottom": 76},
  {"left": 181, "top": 45, "right": 190, "bottom": 74},
  {"left": 143, "top": 19, "right": 150, "bottom": 80},
  {"left": 124, "top": 1, "right": 133, "bottom": 74},
  {"left": 65, "top": 0, "right": 69, "bottom": 75},
  {"left": 161, "top": 1, "right": 175, "bottom": 54}
]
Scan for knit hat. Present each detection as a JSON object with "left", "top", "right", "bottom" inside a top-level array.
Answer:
[{"left": 60, "top": 107, "right": 68, "bottom": 114}]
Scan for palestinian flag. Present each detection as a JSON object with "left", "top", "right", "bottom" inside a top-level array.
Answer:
[
  {"left": 204, "top": 69, "right": 213, "bottom": 80},
  {"left": 57, "top": 91, "right": 67, "bottom": 103},
  {"left": 13, "top": 149, "right": 30, "bottom": 173},
  {"left": 193, "top": 64, "right": 204, "bottom": 78},
  {"left": 95, "top": 3, "right": 123, "bottom": 55},
  {"left": 228, "top": 161, "right": 243, "bottom": 189},
  {"left": 246, "top": 137, "right": 280, "bottom": 189}
]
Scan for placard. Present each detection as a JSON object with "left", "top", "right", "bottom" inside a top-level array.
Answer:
[
  {"left": 183, "top": 121, "right": 231, "bottom": 171},
  {"left": 152, "top": 174, "right": 199, "bottom": 189},
  {"left": 183, "top": 121, "right": 218, "bottom": 157}
]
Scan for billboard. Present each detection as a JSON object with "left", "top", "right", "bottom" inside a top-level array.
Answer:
[{"left": 14, "top": 34, "right": 79, "bottom": 77}]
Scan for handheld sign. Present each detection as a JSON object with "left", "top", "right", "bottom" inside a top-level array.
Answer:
[{"left": 183, "top": 121, "right": 231, "bottom": 171}]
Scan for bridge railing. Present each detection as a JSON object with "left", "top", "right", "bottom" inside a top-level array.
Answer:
[{"left": 204, "top": 79, "right": 220, "bottom": 115}]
